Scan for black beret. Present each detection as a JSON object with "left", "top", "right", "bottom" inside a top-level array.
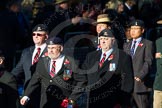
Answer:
[
  {"left": 32, "top": 24, "right": 48, "bottom": 32},
  {"left": 130, "top": 19, "right": 145, "bottom": 28},
  {"left": 99, "top": 29, "right": 114, "bottom": 37},
  {"left": 47, "top": 37, "right": 63, "bottom": 45}
]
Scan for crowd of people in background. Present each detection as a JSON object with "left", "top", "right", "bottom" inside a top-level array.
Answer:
[{"left": 0, "top": 0, "right": 162, "bottom": 108}]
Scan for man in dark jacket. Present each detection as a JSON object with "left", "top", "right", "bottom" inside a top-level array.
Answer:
[
  {"left": 20, "top": 37, "right": 86, "bottom": 108},
  {"left": 11, "top": 24, "right": 49, "bottom": 108},
  {"left": 82, "top": 29, "right": 134, "bottom": 108}
]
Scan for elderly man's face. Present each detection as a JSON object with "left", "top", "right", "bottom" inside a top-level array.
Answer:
[
  {"left": 47, "top": 44, "right": 63, "bottom": 59},
  {"left": 32, "top": 31, "right": 48, "bottom": 46},
  {"left": 99, "top": 36, "right": 115, "bottom": 51}
]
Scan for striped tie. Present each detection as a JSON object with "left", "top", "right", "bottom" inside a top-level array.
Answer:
[
  {"left": 99, "top": 53, "right": 106, "bottom": 68},
  {"left": 32, "top": 48, "right": 41, "bottom": 65},
  {"left": 50, "top": 61, "right": 56, "bottom": 78},
  {"left": 130, "top": 40, "right": 136, "bottom": 57}
]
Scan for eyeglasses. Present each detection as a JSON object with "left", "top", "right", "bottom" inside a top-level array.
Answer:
[
  {"left": 99, "top": 37, "right": 114, "bottom": 40},
  {"left": 99, "top": 37, "right": 110, "bottom": 40},
  {"left": 32, "top": 33, "right": 46, "bottom": 37}
]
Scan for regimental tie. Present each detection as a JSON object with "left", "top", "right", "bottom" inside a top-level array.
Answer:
[
  {"left": 130, "top": 40, "right": 136, "bottom": 57},
  {"left": 50, "top": 61, "right": 56, "bottom": 78},
  {"left": 32, "top": 48, "right": 41, "bottom": 65},
  {"left": 99, "top": 53, "right": 106, "bottom": 68}
]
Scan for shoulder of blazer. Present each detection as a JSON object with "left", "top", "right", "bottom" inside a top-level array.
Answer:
[
  {"left": 141, "top": 38, "right": 153, "bottom": 44},
  {"left": 64, "top": 55, "right": 78, "bottom": 66}
]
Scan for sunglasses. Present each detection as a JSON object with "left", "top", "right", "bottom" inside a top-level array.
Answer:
[{"left": 32, "top": 33, "right": 46, "bottom": 36}]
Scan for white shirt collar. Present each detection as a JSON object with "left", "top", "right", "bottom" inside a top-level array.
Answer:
[{"left": 101, "top": 48, "right": 113, "bottom": 61}]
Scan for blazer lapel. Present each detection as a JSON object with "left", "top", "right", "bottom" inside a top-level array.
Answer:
[
  {"left": 133, "top": 39, "right": 144, "bottom": 60},
  {"left": 123, "top": 40, "right": 132, "bottom": 56},
  {"left": 43, "top": 57, "right": 51, "bottom": 77},
  {"left": 97, "top": 51, "right": 103, "bottom": 70},
  {"left": 41, "top": 47, "right": 48, "bottom": 57},
  {"left": 29, "top": 46, "right": 35, "bottom": 63}
]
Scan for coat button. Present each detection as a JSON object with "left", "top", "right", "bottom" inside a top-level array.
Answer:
[{"left": 50, "top": 80, "right": 52, "bottom": 82}]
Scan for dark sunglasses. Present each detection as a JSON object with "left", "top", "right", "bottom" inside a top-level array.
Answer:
[{"left": 32, "top": 33, "right": 46, "bottom": 36}]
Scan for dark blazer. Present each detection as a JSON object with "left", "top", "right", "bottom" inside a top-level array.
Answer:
[
  {"left": 23, "top": 55, "right": 85, "bottom": 108},
  {"left": 153, "top": 37, "right": 162, "bottom": 91},
  {"left": 124, "top": 38, "right": 154, "bottom": 93},
  {"left": 0, "top": 71, "right": 19, "bottom": 108},
  {"left": 82, "top": 48, "right": 134, "bottom": 108},
  {"left": 11, "top": 46, "right": 47, "bottom": 89}
]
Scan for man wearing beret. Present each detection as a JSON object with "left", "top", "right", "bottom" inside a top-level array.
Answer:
[
  {"left": 123, "top": 19, "right": 154, "bottom": 108},
  {"left": 82, "top": 28, "right": 134, "bottom": 107},
  {"left": 20, "top": 37, "right": 86, "bottom": 108},
  {"left": 11, "top": 24, "right": 49, "bottom": 108}
]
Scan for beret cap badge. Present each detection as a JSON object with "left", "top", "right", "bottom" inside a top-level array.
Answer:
[
  {"left": 104, "top": 32, "right": 108, "bottom": 36},
  {"left": 49, "top": 41, "right": 54, "bottom": 45},
  {"left": 37, "top": 27, "right": 41, "bottom": 31}
]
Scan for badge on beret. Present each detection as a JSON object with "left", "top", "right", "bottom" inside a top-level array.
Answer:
[
  {"left": 49, "top": 41, "right": 53, "bottom": 45},
  {"left": 37, "top": 27, "right": 42, "bottom": 31},
  {"left": 109, "top": 63, "right": 116, "bottom": 71},
  {"left": 135, "top": 21, "right": 138, "bottom": 26},
  {"left": 104, "top": 32, "right": 108, "bottom": 36}
]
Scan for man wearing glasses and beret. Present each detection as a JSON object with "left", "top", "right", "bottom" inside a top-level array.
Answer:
[
  {"left": 11, "top": 24, "right": 49, "bottom": 108},
  {"left": 20, "top": 37, "right": 86, "bottom": 108}
]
